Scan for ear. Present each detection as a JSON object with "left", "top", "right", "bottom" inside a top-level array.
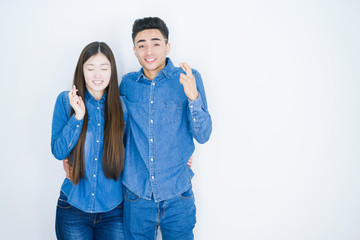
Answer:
[
  {"left": 133, "top": 46, "right": 137, "bottom": 56},
  {"left": 166, "top": 42, "right": 171, "bottom": 55}
]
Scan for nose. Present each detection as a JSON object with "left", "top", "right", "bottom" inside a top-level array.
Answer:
[
  {"left": 146, "top": 46, "right": 152, "bottom": 55},
  {"left": 94, "top": 69, "right": 101, "bottom": 78}
]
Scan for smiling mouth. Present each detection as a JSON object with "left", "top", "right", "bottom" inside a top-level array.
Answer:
[
  {"left": 145, "top": 58, "right": 156, "bottom": 63},
  {"left": 92, "top": 80, "right": 104, "bottom": 86}
]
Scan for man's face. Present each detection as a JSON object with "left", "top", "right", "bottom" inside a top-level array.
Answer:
[{"left": 133, "top": 29, "right": 170, "bottom": 78}]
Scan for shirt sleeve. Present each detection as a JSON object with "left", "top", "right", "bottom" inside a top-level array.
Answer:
[
  {"left": 187, "top": 70, "right": 212, "bottom": 144},
  {"left": 119, "top": 78, "right": 126, "bottom": 97},
  {"left": 51, "top": 91, "right": 84, "bottom": 160},
  {"left": 120, "top": 95, "right": 128, "bottom": 124},
  {"left": 119, "top": 81, "right": 129, "bottom": 146}
]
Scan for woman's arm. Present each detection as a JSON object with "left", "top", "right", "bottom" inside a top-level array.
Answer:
[{"left": 50, "top": 88, "right": 85, "bottom": 160}]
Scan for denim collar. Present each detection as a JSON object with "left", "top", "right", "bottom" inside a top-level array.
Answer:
[
  {"left": 135, "top": 58, "right": 174, "bottom": 82},
  {"left": 85, "top": 88, "right": 107, "bottom": 104}
]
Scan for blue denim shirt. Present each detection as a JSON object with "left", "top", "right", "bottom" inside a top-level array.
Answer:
[
  {"left": 120, "top": 58, "right": 212, "bottom": 202},
  {"left": 51, "top": 90, "right": 124, "bottom": 213}
]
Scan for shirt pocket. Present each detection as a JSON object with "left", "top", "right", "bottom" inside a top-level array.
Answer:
[{"left": 160, "top": 100, "right": 183, "bottom": 125}]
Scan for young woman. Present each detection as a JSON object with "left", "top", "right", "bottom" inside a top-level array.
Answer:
[{"left": 51, "top": 42, "right": 125, "bottom": 239}]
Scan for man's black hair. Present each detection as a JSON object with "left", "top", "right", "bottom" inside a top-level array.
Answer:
[{"left": 132, "top": 17, "right": 169, "bottom": 44}]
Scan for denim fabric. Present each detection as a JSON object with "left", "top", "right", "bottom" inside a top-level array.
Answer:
[
  {"left": 55, "top": 191, "right": 124, "bottom": 240},
  {"left": 51, "top": 90, "right": 123, "bottom": 213},
  {"left": 120, "top": 58, "right": 212, "bottom": 202},
  {"left": 123, "top": 186, "right": 196, "bottom": 240}
]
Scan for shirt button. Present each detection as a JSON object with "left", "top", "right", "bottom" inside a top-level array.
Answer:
[
  {"left": 150, "top": 139, "right": 153, "bottom": 142},
  {"left": 76, "top": 125, "right": 79, "bottom": 127},
  {"left": 96, "top": 140, "right": 99, "bottom": 143},
  {"left": 193, "top": 118, "right": 196, "bottom": 121},
  {"left": 150, "top": 119, "right": 153, "bottom": 123},
  {"left": 93, "top": 174, "right": 96, "bottom": 177},
  {"left": 92, "top": 193, "right": 94, "bottom": 196},
  {"left": 190, "top": 105, "right": 193, "bottom": 108},
  {"left": 150, "top": 158, "right": 153, "bottom": 162},
  {"left": 95, "top": 158, "right": 98, "bottom": 161},
  {"left": 98, "top": 123, "right": 100, "bottom": 126},
  {"left": 150, "top": 101, "right": 154, "bottom": 104},
  {"left": 97, "top": 107, "right": 100, "bottom": 110},
  {"left": 151, "top": 176, "right": 154, "bottom": 180},
  {"left": 152, "top": 82, "right": 155, "bottom": 86}
]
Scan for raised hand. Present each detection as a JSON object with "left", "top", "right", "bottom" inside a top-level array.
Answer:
[
  {"left": 179, "top": 63, "right": 199, "bottom": 101},
  {"left": 68, "top": 85, "right": 85, "bottom": 120}
]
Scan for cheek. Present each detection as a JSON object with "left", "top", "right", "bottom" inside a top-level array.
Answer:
[
  {"left": 104, "top": 72, "right": 111, "bottom": 83},
  {"left": 135, "top": 49, "right": 145, "bottom": 59},
  {"left": 158, "top": 48, "right": 167, "bottom": 57},
  {"left": 84, "top": 73, "right": 92, "bottom": 83}
]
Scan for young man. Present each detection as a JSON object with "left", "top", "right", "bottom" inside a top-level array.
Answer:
[{"left": 121, "top": 17, "right": 212, "bottom": 239}]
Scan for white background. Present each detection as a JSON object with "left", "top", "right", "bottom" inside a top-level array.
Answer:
[{"left": 1, "top": 0, "right": 359, "bottom": 239}]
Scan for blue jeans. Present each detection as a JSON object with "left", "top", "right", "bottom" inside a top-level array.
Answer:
[
  {"left": 123, "top": 186, "right": 196, "bottom": 240},
  {"left": 55, "top": 192, "right": 124, "bottom": 240}
]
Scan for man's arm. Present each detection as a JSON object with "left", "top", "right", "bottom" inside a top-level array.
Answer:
[{"left": 179, "top": 63, "right": 212, "bottom": 144}]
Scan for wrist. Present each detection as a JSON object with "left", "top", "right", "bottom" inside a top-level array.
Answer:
[
  {"left": 188, "top": 91, "right": 199, "bottom": 101},
  {"left": 75, "top": 113, "right": 84, "bottom": 120}
]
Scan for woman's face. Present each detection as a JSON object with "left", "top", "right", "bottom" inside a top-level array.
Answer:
[{"left": 83, "top": 52, "right": 111, "bottom": 99}]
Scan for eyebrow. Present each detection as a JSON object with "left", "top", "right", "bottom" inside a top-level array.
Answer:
[
  {"left": 136, "top": 38, "right": 162, "bottom": 44},
  {"left": 85, "top": 63, "right": 110, "bottom": 66}
]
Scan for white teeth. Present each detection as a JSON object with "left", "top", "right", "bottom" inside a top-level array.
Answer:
[
  {"left": 93, "top": 80, "right": 103, "bottom": 84},
  {"left": 146, "top": 58, "right": 155, "bottom": 61}
]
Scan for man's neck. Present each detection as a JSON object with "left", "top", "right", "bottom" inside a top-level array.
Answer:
[
  {"left": 143, "top": 61, "right": 167, "bottom": 80},
  {"left": 143, "top": 69, "right": 158, "bottom": 80}
]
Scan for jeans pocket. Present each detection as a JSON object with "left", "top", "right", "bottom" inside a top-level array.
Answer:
[
  {"left": 180, "top": 186, "right": 194, "bottom": 200},
  {"left": 124, "top": 188, "right": 140, "bottom": 202},
  {"left": 57, "top": 192, "right": 72, "bottom": 209}
]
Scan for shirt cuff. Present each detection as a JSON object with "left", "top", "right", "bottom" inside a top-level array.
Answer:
[
  {"left": 188, "top": 92, "right": 203, "bottom": 111},
  {"left": 68, "top": 114, "right": 84, "bottom": 131}
]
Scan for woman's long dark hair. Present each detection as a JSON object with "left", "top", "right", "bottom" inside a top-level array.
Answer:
[{"left": 70, "top": 42, "right": 124, "bottom": 185}]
